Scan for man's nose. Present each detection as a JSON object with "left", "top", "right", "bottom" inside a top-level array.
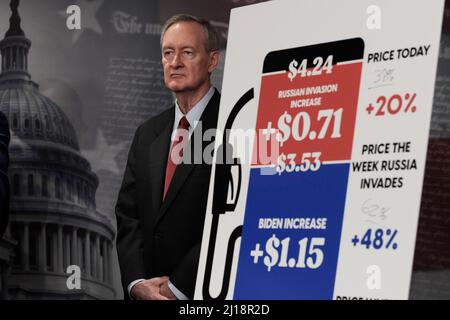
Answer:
[{"left": 169, "top": 53, "right": 183, "bottom": 68}]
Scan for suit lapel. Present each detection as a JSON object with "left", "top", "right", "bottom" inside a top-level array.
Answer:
[
  {"left": 155, "top": 90, "right": 220, "bottom": 224},
  {"left": 149, "top": 111, "right": 174, "bottom": 215}
]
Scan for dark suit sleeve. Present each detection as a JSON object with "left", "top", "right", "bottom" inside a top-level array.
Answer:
[
  {"left": 0, "top": 112, "right": 10, "bottom": 238},
  {"left": 170, "top": 242, "right": 201, "bottom": 299},
  {"left": 115, "top": 125, "right": 146, "bottom": 293}
]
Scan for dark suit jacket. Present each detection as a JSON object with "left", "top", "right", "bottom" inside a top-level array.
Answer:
[
  {"left": 0, "top": 111, "right": 10, "bottom": 238},
  {"left": 115, "top": 90, "right": 220, "bottom": 299}
]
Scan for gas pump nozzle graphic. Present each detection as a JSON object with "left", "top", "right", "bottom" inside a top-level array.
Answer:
[{"left": 202, "top": 88, "right": 254, "bottom": 300}]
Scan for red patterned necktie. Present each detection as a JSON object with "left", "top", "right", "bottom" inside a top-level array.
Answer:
[{"left": 163, "top": 116, "right": 190, "bottom": 200}]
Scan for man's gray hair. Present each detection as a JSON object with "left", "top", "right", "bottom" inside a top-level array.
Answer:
[{"left": 160, "top": 14, "right": 220, "bottom": 52}]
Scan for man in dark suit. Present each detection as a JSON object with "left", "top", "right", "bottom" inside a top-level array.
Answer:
[
  {"left": 0, "top": 111, "right": 10, "bottom": 238},
  {"left": 115, "top": 14, "right": 220, "bottom": 300}
]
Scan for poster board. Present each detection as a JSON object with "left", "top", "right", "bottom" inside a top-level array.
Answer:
[{"left": 196, "top": 0, "right": 445, "bottom": 300}]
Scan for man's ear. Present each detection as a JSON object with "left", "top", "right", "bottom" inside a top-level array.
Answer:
[{"left": 208, "top": 50, "right": 220, "bottom": 73}]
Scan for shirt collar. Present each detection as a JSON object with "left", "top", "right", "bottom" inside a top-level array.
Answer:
[{"left": 174, "top": 86, "right": 215, "bottom": 131}]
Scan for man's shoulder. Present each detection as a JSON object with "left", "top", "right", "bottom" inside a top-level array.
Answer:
[
  {"left": 137, "top": 106, "right": 174, "bottom": 135},
  {"left": 0, "top": 111, "right": 8, "bottom": 126},
  {"left": 0, "top": 111, "right": 10, "bottom": 137}
]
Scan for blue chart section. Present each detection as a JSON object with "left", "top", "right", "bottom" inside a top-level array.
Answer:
[{"left": 234, "top": 164, "right": 350, "bottom": 300}]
